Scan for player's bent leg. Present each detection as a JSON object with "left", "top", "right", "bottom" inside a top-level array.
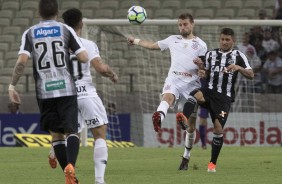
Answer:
[
  {"left": 153, "top": 93, "right": 175, "bottom": 132},
  {"left": 92, "top": 125, "right": 108, "bottom": 184}
]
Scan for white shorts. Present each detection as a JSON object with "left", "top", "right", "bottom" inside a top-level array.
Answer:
[
  {"left": 162, "top": 76, "right": 200, "bottom": 100},
  {"left": 162, "top": 77, "right": 200, "bottom": 117},
  {"left": 77, "top": 97, "right": 108, "bottom": 133}
]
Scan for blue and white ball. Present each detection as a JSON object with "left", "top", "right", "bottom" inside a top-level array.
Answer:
[{"left": 127, "top": 6, "right": 147, "bottom": 25}]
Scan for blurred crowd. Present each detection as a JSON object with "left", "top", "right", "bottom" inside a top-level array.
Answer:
[{"left": 235, "top": 0, "right": 282, "bottom": 94}]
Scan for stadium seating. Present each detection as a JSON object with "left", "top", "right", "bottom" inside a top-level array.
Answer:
[
  {"left": 114, "top": 9, "right": 129, "bottom": 19},
  {"left": 81, "top": 9, "right": 93, "bottom": 19},
  {"left": 195, "top": 8, "right": 214, "bottom": 19},
  {"left": 0, "top": 10, "right": 14, "bottom": 18},
  {"left": 244, "top": 0, "right": 263, "bottom": 9},
  {"left": 61, "top": 1, "right": 80, "bottom": 10},
  {"left": 203, "top": 0, "right": 222, "bottom": 9},
  {"left": 12, "top": 18, "right": 30, "bottom": 28},
  {"left": 119, "top": 0, "right": 140, "bottom": 9},
  {"left": 0, "top": 43, "right": 9, "bottom": 52},
  {"left": 2, "top": 26, "right": 22, "bottom": 36},
  {"left": 1, "top": 2, "right": 20, "bottom": 11},
  {"left": 263, "top": 0, "right": 276, "bottom": 9},
  {"left": 100, "top": 1, "right": 119, "bottom": 10},
  {"left": 174, "top": 9, "right": 194, "bottom": 18},
  {"left": 81, "top": 1, "right": 100, "bottom": 10},
  {"left": 224, "top": 0, "right": 243, "bottom": 9},
  {"left": 21, "top": 1, "right": 38, "bottom": 11},
  {"left": 94, "top": 9, "right": 114, "bottom": 19},
  {"left": 15, "top": 10, "right": 34, "bottom": 19},
  {"left": 215, "top": 8, "right": 235, "bottom": 19},
  {"left": 184, "top": 0, "right": 203, "bottom": 9},
  {"left": 0, "top": 18, "right": 11, "bottom": 26},
  {"left": 0, "top": 34, "right": 16, "bottom": 45},
  {"left": 154, "top": 9, "right": 174, "bottom": 19},
  {"left": 142, "top": 0, "right": 161, "bottom": 9},
  {"left": 162, "top": 0, "right": 181, "bottom": 9},
  {"left": 237, "top": 8, "right": 256, "bottom": 19}
]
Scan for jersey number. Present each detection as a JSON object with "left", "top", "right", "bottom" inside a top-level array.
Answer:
[
  {"left": 35, "top": 41, "right": 65, "bottom": 70},
  {"left": 71, "top": 56, "right": 83, "bottom": 80}
]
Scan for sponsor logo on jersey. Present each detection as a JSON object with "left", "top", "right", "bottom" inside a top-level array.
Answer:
[
  {"left": 34, "top": 26, "right": 61, "bottom": 38},
  {"left": 172, "top": 71, "right": 192, "bottom": 77}
]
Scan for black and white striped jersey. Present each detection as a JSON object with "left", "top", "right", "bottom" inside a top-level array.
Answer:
[
  {"left": 204, "top": 49, "right": 252, "bottom": 101},
  {"left": 19, "top": 20, "right": 85, "bottom": 99}
]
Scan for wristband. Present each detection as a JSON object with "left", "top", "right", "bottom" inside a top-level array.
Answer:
[
  {"left": 133, "top": 39, "right": 140, "bottom": 45},
  {"left": 8, "top": 84, "right": 15, "bottom": 91}
]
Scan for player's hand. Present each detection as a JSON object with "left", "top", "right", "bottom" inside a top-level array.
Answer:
[
  {"left": 127, "top": 36, "right": 135, "bottom": 45},
  {"left": 224, "top": 64, "right": 241, "bottom": 73},
  {"left": 8, "top": 89, "right": 21, "bottom": 104},
  {"left": 110, "top": 73, "right": 118, "bottom": 83},
  {"left": 193, "top": 57, "right": 204, "bottom": 68},
  {"left": 198, "top": 69, "right": 206, "bottom": 78}
]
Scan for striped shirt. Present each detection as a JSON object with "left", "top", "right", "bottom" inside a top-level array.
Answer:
[
  {"left": 19, "top": 20, "right": 85, "bottom": 99},
  {"left": 205, "top": 49, "right": 252, "bottom": 101}
]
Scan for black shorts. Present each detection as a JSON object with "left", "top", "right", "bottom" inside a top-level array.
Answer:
[
  {"left": 37, "top": 95, "right": 78, "bottom": 134},
  {"left": 199, "top": 88, "right": 232, "bottom": 128}
]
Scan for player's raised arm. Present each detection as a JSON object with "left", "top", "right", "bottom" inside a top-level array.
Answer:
[{"left": 127, "top": 36, "right": 160, "bottom": 50}]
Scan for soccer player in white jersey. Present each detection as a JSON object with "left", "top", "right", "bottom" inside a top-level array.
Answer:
[
  {"left": 127, "top": 13, "right": 207, "bottom": 170},
  {"left": 183, "top": 28, "right": 254, "bottom": 172},
  {"left": 8, "top": 0, "right": 88, "bottom": 183},
  {"left": 61, "top": 8, "right": 117, "bottom": 184}
]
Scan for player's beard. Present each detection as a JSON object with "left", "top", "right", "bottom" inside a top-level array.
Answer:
[{"left": 180, "top": 30, "right": 191, "bottom": 38}]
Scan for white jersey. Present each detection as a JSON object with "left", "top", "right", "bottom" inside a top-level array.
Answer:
[
  {"left": 71, "top": 37, "right": 100, "bottom": 99},
  {"left": 158, "top": 35, "right": 207, "bottom": 84}
]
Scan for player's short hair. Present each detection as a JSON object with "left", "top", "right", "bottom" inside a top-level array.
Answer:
[
  {"left": 178, "top": 13, "right": 194, "bottom": 23},
  {"left": 39, "top": 0, "right": 58, "bottom": 19},
  {"left": 221, "top": 28, "right": 235, "bottom": 37},
  {"left": 62, "top": 8, "right": 83, "bottom": 30}
]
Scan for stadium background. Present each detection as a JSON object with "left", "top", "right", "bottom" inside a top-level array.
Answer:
[{"left": 0, "top": 0, "right": 281, "bottom": 147}]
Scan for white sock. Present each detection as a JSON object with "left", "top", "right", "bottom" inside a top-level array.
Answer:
[
  {"left": 183, "top": 131, "right": 196, "bottom": 159},
  {"left": 156, "top": 101, "right": 170, "bottom": 122},
  {"left": 94, "top": 138, "right": 108, "bottom": 183}
]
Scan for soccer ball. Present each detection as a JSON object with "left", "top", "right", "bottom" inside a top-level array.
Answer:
[{"left": 127, "top": 6, "right": 147, "bottom": 25}]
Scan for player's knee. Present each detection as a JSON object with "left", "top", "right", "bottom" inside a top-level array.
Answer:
[{"left": 183, "top": 96, "right": 197, "bottom": 118}]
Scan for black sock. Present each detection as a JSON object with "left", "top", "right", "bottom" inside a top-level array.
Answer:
[
  {"left": 53, "top": 140, "right": 68, "bottom": 171},
  {"left": 66, "top": 134, "right": 80, "bottom": 167},
  {"left": 210, "top": 135, "right": 223, "bottom": 164},
  {"left": 183, "top": 97, "right": 197, "bottom": 119}
]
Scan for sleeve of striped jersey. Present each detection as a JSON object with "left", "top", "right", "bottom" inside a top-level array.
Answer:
[
  {"left": 237, "top": 51, "right": 252, "bottom": 69},
  {"left": 65, "top": 25, "right": 86, "bottom": 55},
  {"left": 18, "top": 29, "right": 32, "bottom": 57},
  {"left": 204, "top": 51, "right": 211, "bottom": 70}
]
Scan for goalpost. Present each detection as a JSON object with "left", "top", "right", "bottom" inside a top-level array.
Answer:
[{"left": 80, "top": 19, "right": 282, "bottom": 147}]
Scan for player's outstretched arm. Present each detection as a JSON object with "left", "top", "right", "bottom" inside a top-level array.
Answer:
[
  {"left": 127, "top": 36, "right": 160, "bottom": 50},
  {"left": 91, "top": 57, "right": 118, "bottom": 83}
]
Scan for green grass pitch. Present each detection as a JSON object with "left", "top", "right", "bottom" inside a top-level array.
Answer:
[{"left": 0, "top": 146, "right": 281, "bottom": 184}]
